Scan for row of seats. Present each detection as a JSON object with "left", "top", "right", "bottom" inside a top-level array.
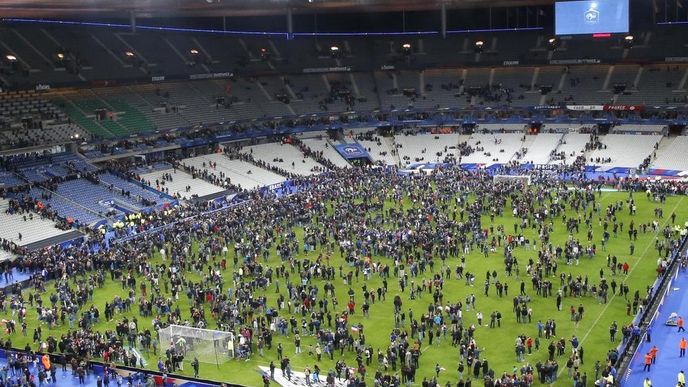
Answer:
[
  {"left": 394, "top": 133, "right": 460, "bottom": 165},
  {"left": 0, "top": 199, "right": 73, "bottom": 247},
  {"left": 649, "top": 136, "right": 688, "bottom": 171},
  {"left": 241, "top": 143, "right": 324, "bottom": 177},
  {"left": 588, "top": 134, "right": 662, "bottom": 169},
  {"left": 138, "top": 167, "right": 225, "bottom": 201},
  {"left": 181, "top": 153, "right": 286, "bottom": 190},
  {"left": 27, "top": 187, "right": 104, "bottom": 226},
  {"left": 347, "top": 132, "right": 687, "bottom": 171},
  {"left": 98, "top": 173, "right": 169, "bottom": 204},
  {"left": 0, "top": 25, "right": 674, "bottom": 88},
  {"left": 36, "top": 63, "right": 688, "bottom": 141},
  {"left": 300, "top": 139, "right": 352, "bottom": 169},
  {"left": 0, "top": 91, "right": 87, "bottom": 148},
  {"left": 357, "top": 137, "right": 398, "bottom": 166}
]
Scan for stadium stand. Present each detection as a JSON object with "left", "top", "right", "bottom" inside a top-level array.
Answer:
[
  {"left": 0, "top": 198, "right": 77, "bottom": 258},
  {"left": 476, "top": 124, "right": 526, "bottom": 133},
  {"left": 58, "top": 91, "right": 157, "bottom": 138},
  {"left": 4, "top": 5, "right": 688, "bottom": 386},
  {"left": 51, "top": 178, "right": 146, "bottom": 217},
  {"left": 0, "top": 91, "right": 89, "bottom": 148},
  {"left": 357, "top": 136, "right": 398, "bottom": 166},
  {"left": 26, "top": 186, "right": 105, "bottom": 226},
  {"left": 299, "top": 138, "right": 351, "bottom": 169},
  {"left": 394, "top": 133, "right": 459, "bottom": 166},
  {"left": 550, "top": 133, "right": 590, "bottom": 165},
  {"left": 138, "top": 167, "right": 225, "bottom": 201},
  {"left": 520, "top": 133, "right": 563, "bottom": 165},
  {"left": 181, "top": 153, "right": 286, "bottom": 190},
  {"left": 651, "top": 136, "right": 688, "bottom": 171},
  {"left": 587, "top": 134, "right": 662, "bottom": 169},
  {"left": 240, "top": 143, "right": 326, "bottom": 176},
  {"left": 460, "top": 133, "right": 525, "bottom": 164},
  {"left": 612, "top": 124, "right": 666, "bottom": 134}
]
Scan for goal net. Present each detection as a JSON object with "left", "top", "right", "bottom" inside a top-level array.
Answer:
[
  {"left": 493, "top": 174, "right": 531, "bottom": 185},
  {"left": 157, "top": 325, "right": 235, "bottom": 365}
]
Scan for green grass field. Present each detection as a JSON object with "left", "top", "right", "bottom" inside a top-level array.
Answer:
[{"left": 2, "top": 189, "right": 685, "bottom": 386}]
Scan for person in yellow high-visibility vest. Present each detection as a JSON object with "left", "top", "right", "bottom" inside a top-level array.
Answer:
[
  {"left": 643, "top": 377, "right": 652, "bottom": 387},
  {"left": 679, "top": 370, "right": 686, "bottom": 387}
]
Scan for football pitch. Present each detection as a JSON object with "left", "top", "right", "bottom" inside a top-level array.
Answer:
[{"left": 2, "top": 188, "right": 685, "bottom": 386}]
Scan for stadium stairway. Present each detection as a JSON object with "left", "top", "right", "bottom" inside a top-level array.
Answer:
[
  {"left": 303, "top": 138, "right": 351, "bottom": 168},
  {"left": 513, "top": 135, "right": 535, "bottom": 162},
  {"left": 384, "top": 136, "right": 401, "bottom": 166},
  {"left": 651, "top": 136, "right": 688, "bottom": 171},
  {"left": 546, "top": 133, "right": 568, "bottom": 163},
  {"left": 654, "top": 136, "right": 675, "bottom": 156}
]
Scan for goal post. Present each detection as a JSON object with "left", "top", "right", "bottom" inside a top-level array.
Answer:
[
  {"left": 493, "top": 174, "right": 531, "bottom": 185},
  {"left": 157, "top": 325, "right": 235, "bottom": 366}
]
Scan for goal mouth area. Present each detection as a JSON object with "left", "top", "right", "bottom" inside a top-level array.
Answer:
[{"left": 157, "top": 324, "right": 235, "bottom": 364}]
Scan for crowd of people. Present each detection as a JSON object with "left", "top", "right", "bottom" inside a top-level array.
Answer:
[{"left": 0, "top": 152, "right": 683, "bottom": 387}]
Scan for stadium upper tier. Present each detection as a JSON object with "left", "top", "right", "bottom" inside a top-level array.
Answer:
[
  {"left": 1, "top": 62, "right": 677, "bottom": 144},
  {"left": 0, "top": 24, "right": 687, "bottom": 150},
  {"left": 0, "top": 24, "right": 685, "bottom": 88}
]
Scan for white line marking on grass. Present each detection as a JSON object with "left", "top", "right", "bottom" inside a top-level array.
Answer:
[{"left": 556, "top": 195, "right": 684, "bottom": 378}]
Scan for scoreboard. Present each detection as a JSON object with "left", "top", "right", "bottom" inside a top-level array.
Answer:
[{"left": 555, "top": 0, "right": 630, "bottom": 36}]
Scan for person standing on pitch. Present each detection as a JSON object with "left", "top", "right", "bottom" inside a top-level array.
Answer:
[
  {"left": 643, "top": 352, "right": 652, "bottom": 372},
  {"left": 679, "top": 316, "right": 686, "bottom": 332},
  {"left": 192, "top": 357, "right": 199, "bottom": 378}
]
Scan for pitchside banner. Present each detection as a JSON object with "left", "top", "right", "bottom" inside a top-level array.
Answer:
[
  {"left": 335, "top": 143, "right": 369, "bottom": 160},
  {"left": 565, "top": 104, "right": 643, "bottom": 111}
]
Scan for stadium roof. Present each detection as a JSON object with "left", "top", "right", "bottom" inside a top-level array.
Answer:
[{"left": 0, "top": 0, "right": 554, "bottom": 18}]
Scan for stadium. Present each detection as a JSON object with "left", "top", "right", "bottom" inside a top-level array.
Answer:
[{"left": 0, "top": 0, "right": 687, "bottom": 386}]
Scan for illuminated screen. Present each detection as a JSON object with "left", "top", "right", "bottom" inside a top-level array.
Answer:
[{"left": 555, "top": 0, "right": 629, "bottom": 35}]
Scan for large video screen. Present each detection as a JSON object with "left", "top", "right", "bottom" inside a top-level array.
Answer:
[{"left": 555, "top": 0, "right": 629, "bottom": 35}]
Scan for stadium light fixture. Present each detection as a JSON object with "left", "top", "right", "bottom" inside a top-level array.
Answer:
[
  {"left": 124, "top": 51, "right": 134, "bottom": 57},
  {"left": 623, "top": 35, "right": 634, "bottom": 48},
  {"left": 5, "top": 54, "right": 17, "bottom": 62},
  {"left": 330, "top": 46, "right": 339, "bottom": 53},
  {"left": 56, "top": 52, "right": 65, "bottom": 60},
  {"left": 474, "top": 40, "right": 484, "bottom": 52},
  {"left": 190, "top": 49, "right": 199, "bottom": 55},
  {"left": 402, "top": 43, "right": 412, "bottom": 54},
  {"left": 547, "top": 37, "right": 558, "bottom": 50}
]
